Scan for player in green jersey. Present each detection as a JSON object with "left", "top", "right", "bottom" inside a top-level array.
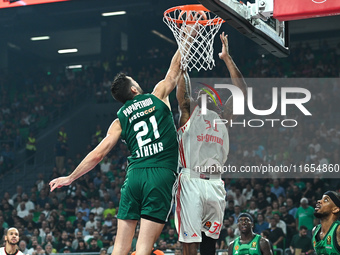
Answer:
[
  {"left": 228, "top": 213, "right": 272, "bottom": 255},
  {"left": 313, "top": 191, "right": 340, "bottom": 255},
  {"left": 49, "top": 47, "right": 183, "bottom": 255}
]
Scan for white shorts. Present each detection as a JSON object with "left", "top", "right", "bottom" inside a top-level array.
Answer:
[{"left": 175, "top": 169, "right": 226, "bottom": 243}]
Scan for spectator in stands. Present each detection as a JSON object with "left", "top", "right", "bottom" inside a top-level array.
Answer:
[
  {"left": 254, "top": 214, "right": 269, "bottom": 234},
  {"left": 71, "top": 231, "right": 84, "bottom": 250},
  {"left": 85, "top": 213, "right": 96, "bottom": 231},
  {"left": 19, "top": 240, "right": 29, "bottom": 254},
  {"left": 26, "top": 132, "right": 36, "bottom": 165},
  {"left": 279, "top": 205, "right": 296, "bottom": 247},
  {"left": 44, "top": 243, "right": 56, "bottom": 255},
  {"left": 54, "top": 136, "right": 68, "bottom": 173},
  {"left": 77, "top": 200, "right": 90, "bottom": 221},
  {"left": 242, "top": 183, "right": 253, "bottom": 201},
  {"left": 36, "top": 189, "right": 51, "bottom": 212},
  {"left": 232, "top": 205, "right": 242, "bottom": 224},
  {"left": 271, "top": 179, "right": 285, "bottom": 199},
  {"left": 224, "top": 227, "right": 239, "bottom": 249},
  {"left": 264, "top": 185, "right": 277, "bottom": 205},
  {"left": 257, "top": 192, "right": 269, "bottom": 214},
  {"left": 101, "top": 225, "right": 113, "bottom": 248},
  {"left": 91, "top": 198, "right": 104, "bottom": 222},
  {"left": 107, "top": 235, "right": 116, "bottom": 254},
  {"left": 100, "top": 156, "right": 111, "bottom": 174},
  {"left": 74, "top": 222, "right": 88, "bottom": 237},
  {"left": 73, "top": 212, "right": 86, "bottom": 228},
  {"left": 21, "top": 194, "right": 35, "bottom": 213},
  {"left": 247, "top": 200, "right": 259, "bottom": 218},
  {"left": 88, "top": 238, "right": 101, "bottom": 252},
  {"left": 64, "top": 196, "right": 76, "bottom": 218},
  {"left": 267, "top": 217, "right": 285, "bottom": 250},
  {"left": 235, "top": 187, "right": 247, "bottom": 209},
  {"left": 289, "top": 226, "right": 313, "bottom": 255},
  {"left": 295, "top": 198, "right": 315, "bottom": 237},
  {"left": 289, "top": 186, "right": 303, "bottom": 207},
  {"left": 56, "top": 231, "right": 69, "bottom": 252},
  {"left": 269, "top": 213, "right": 287, "bottom": 235},
  {"left": 17, "top": 202, "right": 30, "bottom": 219},
  {"left": 27, "top": 238, "right": 39, "bottom": 255},
  {"left": 75, "top": 239, "right": 88, "bottom": 253},
  {"left": 65, "top": 221, "right": 75, "bottom": 239},
  {"left": 224, "top": 200, "right": 235, "bottom": 220},
  {"left": 164, "top": 228, "right": 177, "bottom": 250},
  {"left": 103, "top": 201, "right": 116, "bottom": 218},
  {"left": 286, "top": 198, "right": 298, "bottom": 218}
]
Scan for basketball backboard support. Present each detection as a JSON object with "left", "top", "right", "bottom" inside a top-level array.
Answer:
[{"left": 199, "top": 0, "right": 289, "bottom": 57}]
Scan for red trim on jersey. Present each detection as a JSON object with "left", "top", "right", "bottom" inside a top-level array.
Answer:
[
  {"left": 176, "top": 174, "right": 182, "bottom": 238},
  {"left": 3, "top": 248, "right": 20, "bottom": 255},
  {"left": 177, "top": 105, "right": 198, "bottom": 132},
  {"left": 179, "top": 139, "right": 186, "bottom": 168}
]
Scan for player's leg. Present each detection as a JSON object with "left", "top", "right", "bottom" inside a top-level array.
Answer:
[
  {"left": 113, "top": 169, "right": 141, "bottom": 255},
  {"left": 135, "top": 217, "right": 164, "bottom": 255},
  {"left": 176, "top": 171, "right": 204, "bottom": 255},
  {"left": 200, "top": 232, "right": 217, "bottom": 255},
  {"left": 137, "top": 167, "right": 177, "bottom": 255},
  {"left": 112, "top": 219, "right": 137, "bottom": 255},
  {"left": 201, "top": 179, "right": 226, "bottom": 255},
  {"left": 183, "top": 242, "right": 200, "bottom": 255}
]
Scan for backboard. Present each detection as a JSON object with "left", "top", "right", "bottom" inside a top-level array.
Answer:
[{"left": 199, "top": 0, "right": 289, "bottom": 57}]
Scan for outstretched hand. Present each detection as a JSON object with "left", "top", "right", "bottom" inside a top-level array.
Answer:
[
  {"left": 49, "top": 176, "right": 72, "bottom": 192},
  {"left": 218, "top": 32, "right": 230, "bottom": 59}
]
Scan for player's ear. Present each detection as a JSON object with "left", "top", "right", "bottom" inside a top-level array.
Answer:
[
  {"left": 332, "top": 206, "right": 340, "bottom": 214},
  {"left": 131, "top": 86, "right": 138, "bottom": 93}
]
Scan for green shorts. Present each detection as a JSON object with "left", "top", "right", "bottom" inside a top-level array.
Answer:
[{"left": 117, "top": 167, "right": 177, "bottom": 223}]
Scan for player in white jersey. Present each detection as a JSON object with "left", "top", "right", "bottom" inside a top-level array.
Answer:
[
  {"left": 0, "top": 227, "right": 24, "bottom": 255},
  {"left": 175, "top": 32, "right": 247, "bottom": 255}
]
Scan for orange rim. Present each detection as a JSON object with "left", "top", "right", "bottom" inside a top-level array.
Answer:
[{"left": 164, "top": 4, "right": 225, "bottom": 25}]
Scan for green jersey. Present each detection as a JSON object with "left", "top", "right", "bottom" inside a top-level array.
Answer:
[
  {"left": 312, "top": 221, "right": 340, "bottom": 255},
  {"left": 117, "top": 94, "right": 178, "bottom": 171},
  {"left": 232, "top": 234, "right": 262, "bottom": 255}
]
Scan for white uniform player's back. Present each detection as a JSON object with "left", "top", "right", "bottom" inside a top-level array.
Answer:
[{"left": 178, "top": 105, "right": 229, "bottom": 171}]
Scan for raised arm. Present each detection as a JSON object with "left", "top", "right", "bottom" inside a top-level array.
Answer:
[
  {"left": 152, "top": 49, "right": 183, "bottom": 108},
  {"left": 176, "top": 70, "right": 191, "bottom": 127},
  {"left": 49, "top": 119, "right": 122, "bottom": 192},
  {"left": 219, "top": 32, "right": 247, "bottom": 123}
]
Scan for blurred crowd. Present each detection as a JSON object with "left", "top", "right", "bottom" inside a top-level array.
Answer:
[{"left": 0, "top": 40, "right": 340, "bottom": 254}]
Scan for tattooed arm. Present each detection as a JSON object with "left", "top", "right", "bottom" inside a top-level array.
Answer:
[{"left": 176, "top": 70, "right": 192, "bottom": 127}]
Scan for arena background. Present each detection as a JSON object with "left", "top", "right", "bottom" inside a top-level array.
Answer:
[{"left": 0, "top": 0, "right": 339, "bottom": 254}]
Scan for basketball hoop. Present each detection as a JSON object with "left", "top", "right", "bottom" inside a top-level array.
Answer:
[{"left": 163, "top": 4, "right": 225, "bottom": 72}]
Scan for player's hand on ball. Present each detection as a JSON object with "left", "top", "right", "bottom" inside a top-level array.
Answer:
[{"left": 49, "top": 176, "right": 72, "bottom": 192}]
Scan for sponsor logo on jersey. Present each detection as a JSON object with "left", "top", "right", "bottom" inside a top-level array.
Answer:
[
  {"left": 129, "top": 106, "right": 156, "bottom": 123},
  {"left": 204, "top": 221, "right": 212, "bottom": 230},
  {"left": 327, "top": 235, "right": 331, "bottom": 245}
]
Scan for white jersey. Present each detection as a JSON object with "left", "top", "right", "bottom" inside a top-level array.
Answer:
[
  {"left": 0, "top": 247, "right": 24, "bottom": 255},
  {"left": 178, "top": 105, "right": 229, "bottom": 171},
  {"left": 175, "top": 105, "right": 228, "bottom": 242}
]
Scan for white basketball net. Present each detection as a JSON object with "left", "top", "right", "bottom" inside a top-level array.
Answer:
[{"left": 163, "top": 7, "right": 224, "bottom": 72}]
